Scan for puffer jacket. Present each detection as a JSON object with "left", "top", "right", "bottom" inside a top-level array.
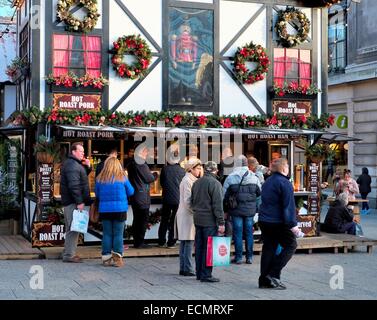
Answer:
[
  {"left": 223, "top": 167, "right": 261, "bottom": 217},
  {"left": 160, "top": 163, "right": 185, "bottom": 205},
  {"left": 60, "top": 155, "right": 91, "bottom": 206}
]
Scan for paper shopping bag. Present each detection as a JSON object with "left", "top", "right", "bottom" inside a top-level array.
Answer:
[
  {"left": 71, "top": 209, "right": 89, "bottom": 233},
  {"left": 206, "top": 236, "right": 231, "bottom": 267}
]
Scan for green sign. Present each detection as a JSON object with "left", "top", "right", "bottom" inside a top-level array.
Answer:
[{"left": 336, "top": 115, "right": 348, "bottom": 129}]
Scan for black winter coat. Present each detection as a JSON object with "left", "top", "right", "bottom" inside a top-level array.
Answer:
[
  {"left": 127, "top": 159, "right": 156, "bottom": 209},
  {"left": 357, "top": 174, "right": 372, "bottom": 194},
  {"left": 160, "top": 163, "right": 185, "bottom": 205},
  {"left": 60, "top": 155, "right": 92, "bottom": 206},
  {"left": 224, "top": 183, "right": 260, "bottom": 217},
  {"left": 324, "top": 200, "right": 354, "bottom": 233}
]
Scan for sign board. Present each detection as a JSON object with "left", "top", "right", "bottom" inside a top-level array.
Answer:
[
  {"left": 38, "top": 163, "right": 54, "bottom": 204},
  {"left": 296, "top": 215, "right": 317, "bottom": 237},
  {"left": 246, "top": 134, "right": 290, "bottom": 140},
  {"left": 273, "top": 100, "right": 312, "bottom": 117},
  {"left": 53, "top": 93, "right": 101, "bottom": 111},
  {"left": 336, "top": 114, "right": 348, "bottom": 129},
  {"left": 61, "top": 130, "right": 115, "bottom": 139},
  {"left": 32, "top": 222, "right": 65, "bottom": 247}
]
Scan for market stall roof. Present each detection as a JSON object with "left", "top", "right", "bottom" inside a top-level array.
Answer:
[
  {"left": 320, "top": 131, "right": 362, "bottom": 142},
  {"left": 58, "top": 125, "right": 126, "bottom": 132}
]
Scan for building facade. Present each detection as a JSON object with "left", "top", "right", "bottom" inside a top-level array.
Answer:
[{"left": 328, "top": 0, "right": 377, "bottom": 208}]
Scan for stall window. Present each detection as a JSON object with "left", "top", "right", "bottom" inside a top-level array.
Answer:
[
  {"left": 52, "top": 34, "right": 101, "bottom": 77},
  {"left": 273, "top": 48, "right": 312, "bottom": 87},
  {"left": 20, "top": 24, "right": 29, "bottom": 63}
]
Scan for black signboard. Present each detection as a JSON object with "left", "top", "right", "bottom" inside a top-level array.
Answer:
[
  {"left": 38, "top": 164, "right": 54, "bottom": 205},
  {"left": 32, "top": 222, "right": 65, "bottom": 247}
]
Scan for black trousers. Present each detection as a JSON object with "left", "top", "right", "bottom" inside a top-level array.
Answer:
[
  {"left": 132, "top": 206, "right": 149, "bottom": 247},
  {"left": 259, "top": 222, "right": 297, "bottom": 280},
  {"left": 158, "top": 204, "right": 178, "bottom": 246},
  {"left": 195, "top": 225, "right": 218, "bottom": 280}
]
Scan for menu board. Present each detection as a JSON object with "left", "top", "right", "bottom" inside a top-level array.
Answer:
[
  {"left": 307, "top": 162, "right": 321, "bottom": 236},
  {"left": 38, "top": 163, "right": 54, "bottom": 204}
]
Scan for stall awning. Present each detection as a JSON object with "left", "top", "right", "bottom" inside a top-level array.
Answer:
[
  {"left": 320, "top": 131, "right": 362, "bottom": 143},
  {"left": 58, "top": 125, "right": 126, "bottom": 132}
]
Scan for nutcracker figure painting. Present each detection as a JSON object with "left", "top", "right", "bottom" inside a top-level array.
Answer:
[{"left": 169, "top": 8, "right": 214, "bottom": 107}]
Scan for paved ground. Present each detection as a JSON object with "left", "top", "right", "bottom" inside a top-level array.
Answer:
[{"left": 1, "top": 208, "right": 376, "bottom": 301}]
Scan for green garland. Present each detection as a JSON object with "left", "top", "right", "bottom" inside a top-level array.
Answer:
[
  {"left": 56, "top": 0, "right": 100, "bottom": 33},
  {"left": 11, "top": 108, "right": 336, "bottom": 131},
  {"left": 275, "top": 7, "right": 310, "bottom": 48}
]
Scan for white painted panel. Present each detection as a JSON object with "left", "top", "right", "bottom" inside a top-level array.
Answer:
[
  {"left": 40, "top": 0, "right": 46, "bottom": 111},
  {"left": 219, "top": 65, "right": 261, "bottom": 116},
  {"left": 110, "top": 1, "right": 158, "bottom": 52},
  {"left": 220, "top": 1, "right": 263, "bottom": 52},
  {"left": 4, "top": 86, "right": 16, "bottom": 120},
  {"left": 119, "top": 0, "right": 162, "bottom": 47},
  {"left": 177, "top": 0, "right": 213, "bottom": 3},
  {"left": 224, "top": 8, "right": 266, "bottom": 57},
  {"left": 52, "top": 0, "right": 103, "bottom": 29},
  {"left": 222, "top": 60, "right": 266, "bottom": 114},
  {"left": 110, "top": 58, "right": 162, "bottom": 113},
  {"left": 317, "top": 9, "right": 322, "bottom": 116}
]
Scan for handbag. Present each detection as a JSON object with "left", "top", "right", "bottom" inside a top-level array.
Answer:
[
  {"left": 225, "top": 171, "right": 249, "bottom": 210},
  {"left": 89, "top": 201, "right": 99, "bottom": 223},
  {"left": 206, "top": 236, "right": 231, "bottom": 267},
  {"left": 71, "top": 209, "right": 89, "bottom": 233}
]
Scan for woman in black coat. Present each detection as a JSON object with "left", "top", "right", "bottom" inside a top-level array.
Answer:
[
  {"left": 324, "top": 192, "right": 356, "bottom": 235},
  {"left": 357, "top": 167, "right": 372, "bottom": 214}
]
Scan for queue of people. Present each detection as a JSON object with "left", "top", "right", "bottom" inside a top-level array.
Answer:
[{"left": 63, "top": 144, "right": 376, "bottom": 289}]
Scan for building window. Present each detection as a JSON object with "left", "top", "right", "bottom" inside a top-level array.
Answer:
[
  {"left": 20, "top": 24, "right": 28, "bottom": 62},
  {"left": 328, "top": 2, "right": 347, "bottom": 73},
  {"left": 273, "top": 48, "right": 312, "bottom": 87},
  {"left": 52, "top": 34, "right": 101, "bottom": 77}
]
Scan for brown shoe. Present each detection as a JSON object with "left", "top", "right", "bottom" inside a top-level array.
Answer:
[
  {"left": 63, "top": 255, "right": 82, "bottom": 263},
  {"left": 112, "top": 252, "right": 124, "bottom": 267},
  {"left": 102, "top": 254, "right": 113, "bottom": 267}
]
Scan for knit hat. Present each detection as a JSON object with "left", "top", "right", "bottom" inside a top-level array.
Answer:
[
  {"left": 204, "top": 161, "right": 218, "bottom": 173},
  {"left": 184, "top": 158, "right": 202, "bottom": 172}
]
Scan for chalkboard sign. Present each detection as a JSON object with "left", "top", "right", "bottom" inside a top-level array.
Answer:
[{"left": 38, "top": 163, "right": 54, "bottom": 205}]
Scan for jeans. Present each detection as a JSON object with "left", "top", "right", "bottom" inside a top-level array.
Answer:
[
  {"left": 195, "top": 225, "right": 218, "bottom": 280},
  {"left": 179, "top": 240, "right": 194, "bottom": 273},
  {"left": 132, "top": 206, "right": 149, "bottom": 247},
  {"left": 158, "top": 204, "right": 178, "bottom": 246},
  {"left": 259, "top": 222, "right": 297, "bottom": 280},
  {"left": 102, "top": 219, "right": 126, "bottom": 255},
  {"left": 361, "top": 193, "right": 369, "bottom": 210},
  {"left": 232, "top": 216, "right": 254, "bottom": 261}
]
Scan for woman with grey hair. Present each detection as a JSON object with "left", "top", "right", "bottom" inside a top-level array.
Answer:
[{"left": 323, "top": 192, "right": 356, "bottom": 235}]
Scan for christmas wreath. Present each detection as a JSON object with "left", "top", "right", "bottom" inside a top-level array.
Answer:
[
  {"left": 111, "top": 35, "right": 152, "bottom": 80},
  {"left": 232, "top": 42, "right": 270, "bottom": 84},
  {"left": 56, "top": 0, "right": 100, "bottom": 33},
  {"left": 275, "top": 6, "right": 310, "bottom": 47}
]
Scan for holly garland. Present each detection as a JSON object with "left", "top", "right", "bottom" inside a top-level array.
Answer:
[
  {"left": 275, "top": 6, "right": 310, "bottom": 48},
  {"left": 13, "top": 108, "right": 335, "bottom": 131},
  {"left": 274, "top": 81, "right": 320, "bottom": 97},
  {"left": 111, "top": 35, "right": 152, "bottom": 80},
  {"left": 46, "top": 72, "right": 109, "bottom": 89},
  {"left": 56, "top": 0, "right": 100, "bottom": 33},
  {"left": 233, "top": 42, "right": 270, "bottom": 84}
]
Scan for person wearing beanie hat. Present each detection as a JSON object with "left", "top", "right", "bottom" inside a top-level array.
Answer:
[
  {"left": 175, "top": 158, "right": 202, "bottom": 277},
  {"left": 191, "top": 161, "right": 225, "bottom": 283}
]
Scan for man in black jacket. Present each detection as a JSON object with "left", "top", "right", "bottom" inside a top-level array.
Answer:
[
  {"left": 60, "top": 142, "right": 92, "bottom": 263},
  {"left": 158, "top": 147, "right": 185, "bottom": 248},
  {"left": 127, "top": 146, "right": 156, "bottom": 248},
  {"left": 191, "top": 161, "right": 225, "bottom": 282}
]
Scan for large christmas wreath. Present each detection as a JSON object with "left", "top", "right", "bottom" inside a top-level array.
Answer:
[
  {"left": 232, "top": 42, "right": 270, "bottom": 84},
  {"left": 56, "top": 0, "right": 100, "bottom": 33},
  {"left": 111, "top": 35, "right": 152, "bottom": 80},
  {"left": 275, "top": 6, "right": 310, "bottom": 48}
]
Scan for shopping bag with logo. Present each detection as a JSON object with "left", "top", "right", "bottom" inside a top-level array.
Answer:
[
  {"left": 71, "top": 209, "right": 89, "bottom": 233},
  {"left": 206, "top": 236, "right": 231, "bottom": 267}
]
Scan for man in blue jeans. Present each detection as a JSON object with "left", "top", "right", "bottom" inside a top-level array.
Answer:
[
  {"left": 223, "top": 155, "right": 261, "bottom": 264},
  {"left": 191, "top": 161, "right": 225, "bottom": 283}
]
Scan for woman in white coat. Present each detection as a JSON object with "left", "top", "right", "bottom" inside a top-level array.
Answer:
[{"left": 175, "top": 158, "right": 202, "bottom": 276}]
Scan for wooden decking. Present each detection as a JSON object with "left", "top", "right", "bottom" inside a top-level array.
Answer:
[
  {"left": 0, "top": 236, "right": 44, "bottom": 260},
  {"left": 1, "top": 233, "right": 376, "bottom": 260}
]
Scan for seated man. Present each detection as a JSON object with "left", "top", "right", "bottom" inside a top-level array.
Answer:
[{"left": 323, "top": 192, "right": 356, "bottom": 235}]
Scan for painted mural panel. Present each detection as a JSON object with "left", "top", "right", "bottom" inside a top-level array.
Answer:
[{"left": 168, "top": 7, "right": 214, "bottom": 108}]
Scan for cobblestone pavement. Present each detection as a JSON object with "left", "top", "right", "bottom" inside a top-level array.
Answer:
[{"left": 1, "top": 209, "right": 376, "bottom": 300}]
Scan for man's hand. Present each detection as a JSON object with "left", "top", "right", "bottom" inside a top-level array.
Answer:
[
  {"left": 218, "top": 225, "right": 225, "bottom": 235},
  {"left": 77, "top": 203, "right": 85, "bottom": 211},
  {"left": 290, "top": 226, "right": 305, "bottom": 238}
]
